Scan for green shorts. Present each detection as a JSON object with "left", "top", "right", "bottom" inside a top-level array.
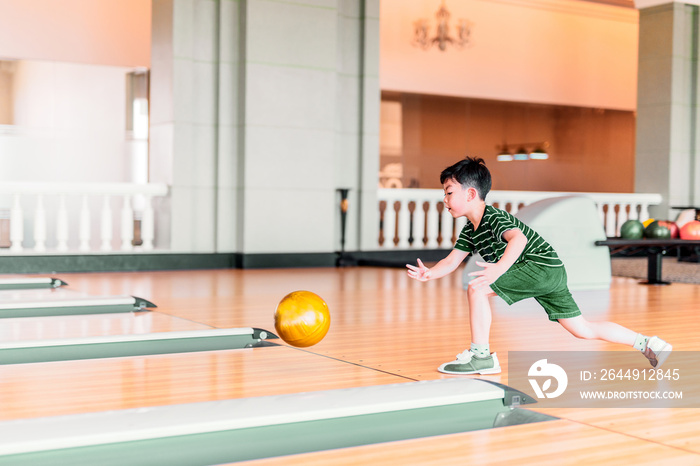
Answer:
[{"left": 489, "top": 262, "right": 581, "bottom": 322}]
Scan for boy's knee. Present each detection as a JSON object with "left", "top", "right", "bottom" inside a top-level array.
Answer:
[{"left": 467, "top": 282, "right": 490, "bottom": 300}]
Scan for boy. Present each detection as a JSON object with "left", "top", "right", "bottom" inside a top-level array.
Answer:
[{"left": 406, "top": 157, "right": 672, "bottom": 375}]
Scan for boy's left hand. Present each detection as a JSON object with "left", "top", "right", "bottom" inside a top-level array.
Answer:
[{"left": 468, "top": 261, "right": 504, "bottom": 288}]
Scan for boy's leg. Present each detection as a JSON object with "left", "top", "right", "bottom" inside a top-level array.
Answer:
[
  {"left": 437, "top": 283, "right": 501, "bottom": 375},
  {"left": 467, "top": 282, "right": 497, "bottom": 345},
  {"left": 558, "top": 316, "right": 672, "bottom": 368},
  {"left": 557, "top": 316, "right": 636, "bottom": 346}
]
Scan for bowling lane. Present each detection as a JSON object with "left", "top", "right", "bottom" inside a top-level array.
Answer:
[
  {"left": 0, "top": 277, "right": 65, "bottom": 290},
  {"left": 0, "top": 345, "right": 408, "bottom": 421},
  {"left": 0, "top": 287, "right": 94, "bottom": 304},
  {"left": 0, "top": 379, "right": 545, "bottom": 465},
  {"left": 0, "top": 312, "right": 211, "bottom": 342},
  {"left": 235, "top": 418, "right": 700, "bottom": 466},
  {"left": 0, "top": 286, "right": 154, "bottom": 318},
  {"left": 0, "top": 312, "right": 278, "bottom": 364}
]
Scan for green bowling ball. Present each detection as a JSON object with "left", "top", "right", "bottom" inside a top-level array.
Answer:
[
  {"left": 643, "top": 221, "right": 671, "bottom": 239},
  {"left": 620, "top": 220, "right": 644, "bottom": 239}
]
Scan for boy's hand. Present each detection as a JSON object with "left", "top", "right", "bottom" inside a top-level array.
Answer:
[
  {"left": 406, "top": 258, "right": 431, "bottom": 281},
  {"left": 468, "top": 261, "right": 504, "bottom": 288}
]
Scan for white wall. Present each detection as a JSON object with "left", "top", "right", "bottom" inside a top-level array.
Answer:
[
  {"left": 0, "top": 0, "right": 152, "bottom": 186},
  {"left": 381, "top": 0, "right": 638, "bottom": 111},
  {"left": 0, "top": 60, "right": 133, "bottom": 183}
]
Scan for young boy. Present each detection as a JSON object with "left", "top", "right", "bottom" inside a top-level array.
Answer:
[{"left": 406, "top": 157, "right": 672, "bottom": 375}]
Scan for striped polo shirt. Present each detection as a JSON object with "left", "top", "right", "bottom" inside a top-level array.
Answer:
[{"left": 454, "top": 205, "right": 563, "bottom": 267}]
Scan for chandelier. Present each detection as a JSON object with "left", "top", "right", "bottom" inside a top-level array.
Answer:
[{"left": 412, "top": 1, "right": 472, "bottom": 51}]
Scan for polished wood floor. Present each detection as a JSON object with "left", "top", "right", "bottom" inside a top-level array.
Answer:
[{"left": 2, "top": 266, "right": 700, "bottom": 464}]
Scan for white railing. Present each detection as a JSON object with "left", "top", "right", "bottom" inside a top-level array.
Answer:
[
  {"left": 0, "top": 182, "right": 169, "bottom": 253},
  {"left": 377, "top": 189, "right": 663, "bottom": 249}
]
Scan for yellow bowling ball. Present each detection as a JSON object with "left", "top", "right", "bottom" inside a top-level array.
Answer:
[
  {"left": 642, "top": 218, "right": 655, "bottom": 228},
  {"left": 274, "top": 291, "right": 330, "bottom": 347}
]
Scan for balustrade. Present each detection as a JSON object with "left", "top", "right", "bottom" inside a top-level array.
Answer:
[
  {"left": 0, "top": 184, "right": 664, "bottom": 255},
  {"left": 377, "top": 189, "right": 663, "bottom": 250},
  {"left": 0, "top": 182, "right": 168, "bottom": 254}
]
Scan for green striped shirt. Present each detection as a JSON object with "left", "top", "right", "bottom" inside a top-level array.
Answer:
[{"left": 454, "top": 205, "right": 563, "bottom": 267}]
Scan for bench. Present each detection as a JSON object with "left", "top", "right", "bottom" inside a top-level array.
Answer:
[{"left": 595, "top": 239, "right": 700, "bottom": 285}]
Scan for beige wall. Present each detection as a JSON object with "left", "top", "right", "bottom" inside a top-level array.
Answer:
[
  {"left": 383, "top": 93, "right": 635, "bottom": 193},
  {"left": 381, "top": 0, "right": 638, "bottom": 111},
  {"left": 0, "top": 0, "right": 151, "bottom": 67}
]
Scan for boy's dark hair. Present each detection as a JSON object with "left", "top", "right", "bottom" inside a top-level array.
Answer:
[{"left": 440, "top": 157, "right": 492, "bottom": 200}]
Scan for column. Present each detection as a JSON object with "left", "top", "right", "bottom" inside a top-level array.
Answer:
[
  {"left": 635, "top": 0, "right": 700, "bottom": 218},
  {"left": 150, "top": 0, "right": 380, "bottom": 259},
  {"left": 150, "top": 0, "right": 219, "bottom": 252},
  {"left": 335, "top": 0, "right": 380, "bottom": 251}
]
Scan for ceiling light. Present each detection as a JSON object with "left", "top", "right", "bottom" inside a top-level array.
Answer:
[{"left": 496, "top": 141, "right": 550, "bottom": 162}]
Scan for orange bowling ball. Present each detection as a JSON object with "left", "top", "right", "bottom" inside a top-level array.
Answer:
[
  {"left": 274, "top": 291, "right": 330, "bottom": 347},
  {"left": 680, "top": 220, "right": 700, "bottom": 240}
]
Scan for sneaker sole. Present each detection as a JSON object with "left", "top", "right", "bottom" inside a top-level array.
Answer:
[
  {"left": 437, "top": 366, "right": 502, "bottom": 375},
  {"left": 654, "top": 343, "right": 672, "bottom": 368}
]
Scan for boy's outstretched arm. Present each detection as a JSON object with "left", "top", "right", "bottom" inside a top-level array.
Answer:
[
  {"left": 468, "top": 228, "right": 527, "bottom": 288},
  {"left": 407, "top": 249, "right": 469, "bottom": 282}
]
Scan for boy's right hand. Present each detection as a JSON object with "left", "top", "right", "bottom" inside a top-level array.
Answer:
[{"left": 406, "top": 258, "right": 431, "bottom": 281}]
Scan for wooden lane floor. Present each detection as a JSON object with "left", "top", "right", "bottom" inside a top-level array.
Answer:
[
  {"left": 0, "top": 311, "right": 212, "bottom": 342},
  {"left": 27, "top": 268, "right": 700, "bottom": 382},
  {"left": 5, "top": 268, "right": 700, "bottom": 463},
  {"left": 0, "top": 280, "right": 270, "bottom": 365},
  {"left": 0, "top": 345, "right": 407, "bottom": 421},
  {"left": 237, "top": 418, "right": 700, "bottom": 465},
  {"left": 53, "top": 267, "right": 700, "bottom": 344},
  {"left": 0, "top": 379, "right": 545, "bottom": 464},
  {"left": 0, "top": 307, "right": 248, "bottom": 363}
]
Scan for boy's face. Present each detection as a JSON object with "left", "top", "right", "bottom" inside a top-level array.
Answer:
[{"left": 443, "top": 178, "right": 472, "bottom": 217}]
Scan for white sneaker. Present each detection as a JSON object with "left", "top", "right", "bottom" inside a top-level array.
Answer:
[
  {"left": 644, "top": 336, "right": 672, "bottom": 368},
  {"left": 438, "top": 350, "right": 501, "bottom": 375}
]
